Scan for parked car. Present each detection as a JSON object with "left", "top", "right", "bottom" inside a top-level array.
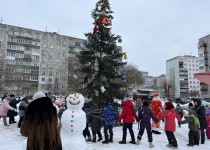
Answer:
[{"left": 175, "top": 98, "right": 190, "bottom": 104}]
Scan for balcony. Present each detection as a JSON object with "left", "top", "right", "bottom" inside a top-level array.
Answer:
[{"left": 198, "top": 41, "right": 207, "bottom": 48}]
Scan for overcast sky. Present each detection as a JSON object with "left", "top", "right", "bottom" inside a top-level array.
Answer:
[{"left": 1, "top": 0, "right": 210, "bottom": 76}]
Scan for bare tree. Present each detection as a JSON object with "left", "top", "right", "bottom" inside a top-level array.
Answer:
[
  {"left": 161, "top": 78, "right": 173, "bottom": 98},
  {"left": 124, "top": 64, "right": 144, "bottom": 87},
  {"left": 0, "top": 65, "right": 6, "bottom": 91}
]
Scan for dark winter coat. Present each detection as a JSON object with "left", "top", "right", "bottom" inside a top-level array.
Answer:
[
  {"left": 175, "top": 105, "right": 183, "bottom": 118},
  {"left": 194, "top": 99, "right": 207, "bottom": 129},
  {"left": 7, "top": 98, "right": 19, "bottom": 117},
  {"left": 82, "top": 102, "right": 92, "bottom": 124},
  {"left": 103, "top": 104, "right": 117, "bottom": 126},
  {"left": 89, "top": 108, "right": 102, "bottom": 132},
  {"left": 20, "top": 97, "right": 62, "bottom": 150},
  {"left": 2, "top": 94, "right": 7, "bottom": 102},
  {"left": 19, "top": 98, "right": 27, "bottom": 117},
  {"left": 158, "top": 105, "right": 181, "bottom": 132},
  {"left": 117, "top": 100, "right": 138, "bottom": 123},
  {"left": 181, "top": 111, "right": 200, "bottom": 131},
  {"left": 138, "top": 106, "right": 157, "bottom": 122}
]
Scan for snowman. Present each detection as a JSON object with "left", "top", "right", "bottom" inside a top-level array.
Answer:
[{"left": 61, "top": 93, "right": 87, "bottom": 150}]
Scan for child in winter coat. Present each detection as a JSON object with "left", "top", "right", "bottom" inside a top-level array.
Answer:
[
  {"left": 137, "top": 101, "right": 158, "bottom": 148},
  {"left": 181, "top": 110, "right": 200, "bottom": 146},
  {"left": 82, "top": 101, "right": 92, "bottom": 141},
  {"left": 0, "top": 97, "right": 17, "bottom": 126},
  {"left": 206, "top": 104, "right": 210, "bottom": 139},
  {"left": 117, "top": 96, "right": 138, "bottom": 144},
  {"left": 102, "top": 102, "right": 117, "bottom": 144},
  {"left": 157, "top": 101, "right": 181, "bottom": 149},
  {"left": 102, "top": 102, "right": 118, "bottom": 144},
  {"left": 175, "top": 104, "right": 183, "bottom": 127},
  {"left": 89, "top": 103, "right": 103, "bottom": 143}
]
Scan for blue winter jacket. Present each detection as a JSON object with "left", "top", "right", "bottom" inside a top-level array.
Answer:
[
  {"left": 103, "top": 104, "right": 117, "bottom": 126},
  {"left": 82, "top": 102, "right": 92, "bottom": 124}
]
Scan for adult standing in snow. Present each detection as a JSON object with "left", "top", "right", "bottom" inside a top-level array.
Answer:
[
  {"left": 193, "top": 98, "right": 207, "bottom": 144},
  {"left": 150, "top": 93, "right": 164, "bottom": 134},
  {"left": 117, "top": 95, "right": 138, "bottom": 144},
  {"left": 20, "top": 91, "right": 62, "bottom": 150},
  {"left": 7, "top": 94, "right": 19, "bottom": 124},
  {"left": 102, "top": 101, "right": 118, "bottom": 144},
  {"left": 175, "top": 104, "right": 183, "bottom": 128},
  {"left": 157, "top": 101, "right": 181, "bottom": 149},
  {"left": 0, "top": 96, "right": 17, "bottom": 126},
  {"left": 18, "top": 96, "right": 28, "bottom": 128}
]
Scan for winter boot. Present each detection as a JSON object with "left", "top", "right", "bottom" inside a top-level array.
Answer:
[
  {"left": 87, "top": 136, "right": 91, "bottom": 141},
  {"left": 97, "top": 138, "right": 103, "bottom": 142},
  {"left": 92, "top": 138, "right": 96, "bottom": 143},
  {"left": 102, "top": 140, "right": 109, "bottom": 144},
  {"left": 149, "top": 142, "right": 154, "bottom": 148},
  {"left": 129, "top": 140, "right": 136, "bottom": 144},
  {"left": 109, "top": 135, "right": 113, "bottom": 143},
  {"left": 170, "top": 146, "right": 178, "bottom": 149},
  {"left": 136, "top": 139, "right": 141, "bottom": 145},
  {"left": 166, "top": 144, "right": 172, "bottom": 147},
  {"left": 152, "top": 130, "right": 161, "bottom": 134},
  {"left": 119, "top": 140, "right": 126, "bottom": 144}
]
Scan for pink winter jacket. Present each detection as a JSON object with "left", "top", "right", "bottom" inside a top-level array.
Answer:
[{"left": 0, "top": 99, "right": 15, "bottom": 116}]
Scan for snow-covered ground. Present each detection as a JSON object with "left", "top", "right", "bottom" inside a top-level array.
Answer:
[{"left": 0, "top": 117, "right": 209, "bottom": 150}]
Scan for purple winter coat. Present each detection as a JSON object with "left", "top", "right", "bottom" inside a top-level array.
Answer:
[{"left": 0, "top": 99, "right": 15, "bottom": 116}]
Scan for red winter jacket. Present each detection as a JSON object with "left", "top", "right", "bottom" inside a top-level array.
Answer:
[
  {"left": 117, "top": 100, "right": 138, "bottom": 123},
  {"left": 158, "top": 108, "right": 181, "bottom": 132}
]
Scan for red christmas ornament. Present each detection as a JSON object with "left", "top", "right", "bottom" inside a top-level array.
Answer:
[
  {"left": 93, "top": 25, "right": 98, "bottom": 34},
  {"left": 102, "top": 17, "right": 107, "bottom": 24}
]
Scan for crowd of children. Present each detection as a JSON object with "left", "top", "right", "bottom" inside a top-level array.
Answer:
[
  {"left": 80, "top": 93, "right": 210, "bottom": 149},
  {"left": 1, "top": 92, "right": 210, "bottom": 149}
]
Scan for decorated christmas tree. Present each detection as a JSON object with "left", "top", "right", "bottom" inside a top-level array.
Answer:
[{"left": 78, "top": 0, "right": 127, "bottom": 104}]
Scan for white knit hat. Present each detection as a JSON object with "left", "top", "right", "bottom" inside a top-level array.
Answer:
[{"left": 33, "top": 92, "right": 46, "bottom": 100}]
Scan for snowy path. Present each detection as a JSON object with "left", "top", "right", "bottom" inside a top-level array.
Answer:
[{"left": 0, "top": 118, "right": 210, "bottom": 150}]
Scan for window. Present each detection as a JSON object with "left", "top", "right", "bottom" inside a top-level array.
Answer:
[
  {"left": 49, "top": 71, "right": 53, "bottom": 76},
  {"left": 49, "top": 78, "right": 52, "bottom": 82},
  {"left": 50, "top": 44, "right": 53, "bottom": 49},
  {"left": 42, "top": 71, "right": 45, "bottom": 75},
  {"left": 49, "top": 64, "right": 52, "bottom": 69},
  {"left": 41, "top": 78, "right": 45, "bottom": 81}
]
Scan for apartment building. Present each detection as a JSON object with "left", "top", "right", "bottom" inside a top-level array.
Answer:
[
  {"left": 198, "top": 35, "right": 210, "bottom": 97},
  {"left": 0, "top": 23, "right": 84, "bottom": 96},
  {"left": 166, "top": 55, "right": 200, "bottom": 98}
]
